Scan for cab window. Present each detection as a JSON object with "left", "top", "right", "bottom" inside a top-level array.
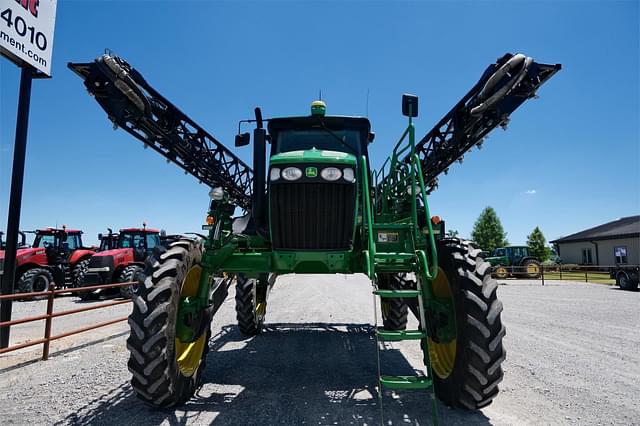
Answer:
[
  {"left": 494, "top": 248, "right": 506, "bottom": 257},
  {"left": 275, "top": 129, "right": 362, "bottom": 155},
  {"left": 146, "top": 234, "right": 160, "bottom": 249}
]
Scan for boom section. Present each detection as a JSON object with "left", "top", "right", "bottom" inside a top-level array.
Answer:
[
  {"left": 68, "top": 54, "right": 253, "bottom": 209},
  {"left": 413, "top": 53, "right": 561, "bottom": 192}
]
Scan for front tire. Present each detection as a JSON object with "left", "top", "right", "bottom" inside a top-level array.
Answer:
[
  {"left": 17, "top": 267, "right": 54, "bottom": 294},
  {"left": 424, "top": 239, "right": 506, "bottom": 410},
  {"left": 127, "top": 238, "right": 210, "bottom": 407},
  {"left": 71, "top": 259, "right": 90, "bottom": 288},
  {"left": 118, "top": 264, "right": 145, "bottom": 299},
  {"left": 235, "top": 275, "right": 265, "bottom": 336}
]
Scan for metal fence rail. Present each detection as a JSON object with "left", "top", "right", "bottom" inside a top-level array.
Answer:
[
  {"left": 490, "top": 264, "right": 639, "bottom": 286},
  {"left": 0, "top": 281, "right": 134, "bottom": 360}
]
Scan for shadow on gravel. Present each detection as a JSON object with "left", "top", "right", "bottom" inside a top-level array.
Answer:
[{"left": 59, "top": 323, "right": 491, "bottom": 425}]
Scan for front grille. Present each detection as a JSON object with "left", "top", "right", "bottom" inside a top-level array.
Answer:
[{"left": 270, "top": 182, "right": 356, "bottom": 250}]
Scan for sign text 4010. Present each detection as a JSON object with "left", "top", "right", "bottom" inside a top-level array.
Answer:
[{"left": 1, "top": 7, "right": 47, "bottom": 51}]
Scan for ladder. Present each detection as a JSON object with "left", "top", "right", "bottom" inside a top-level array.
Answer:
[{"left": 360, "top": 111, "right": 441, "bottom": 424}]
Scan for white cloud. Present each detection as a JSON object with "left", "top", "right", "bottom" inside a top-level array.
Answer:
[{"left": 524, "top": 189, "right": 537, "bottom": 195}]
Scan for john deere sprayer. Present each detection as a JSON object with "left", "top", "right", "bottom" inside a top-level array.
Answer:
[{"left": 69, "top": 53, "right": 560, "bottom": 420}]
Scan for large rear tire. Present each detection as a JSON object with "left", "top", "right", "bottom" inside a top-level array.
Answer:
[
  {"left": 522, "top": 259, "right": 542, "bottom": 279},
  {"left": 378, "top": 273, "right": 409, "bottom": 331},
  {"left": 235, "top": 274, "right": 265, "bottom": 336},
  {"left": 423, "top": 239, "right": 506, "bottom": 410},
  {"left": 127, "top": 238, "right": 210, "bottom": 407},
  {"left": 617, "top": 271, "right": 638, "bottom": 291}
]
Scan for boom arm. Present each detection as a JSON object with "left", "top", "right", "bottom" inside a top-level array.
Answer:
[
  {"left": 68, "top": 54, "right": 253, "bottom": 209},
  {"left": 412, "top": 53, "right": 561, "bottom": 192}
]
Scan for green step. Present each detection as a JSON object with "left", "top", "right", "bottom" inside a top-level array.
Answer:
[
  {"left": 376, "top": 328, "right": 426, "bottom": 341},
  {"left": 380, "top": 375, "right": 433, "bottom": 390},
  {"left": 373, "top": 289, "right": 421, "bottom": 298},
  {"left": 374, "top": 253, "right": 416, "bottom": 262}
]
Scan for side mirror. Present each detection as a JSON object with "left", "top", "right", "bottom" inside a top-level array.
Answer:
[
  {"left": 235, "top": 132, "right": 250, "bottom": 147},
  {"left": 368, "top": 132, "right": 375, "bottom": 144},
  {"left": 160, "top": 229, "right": 166, "bottom": 237},
  {"left": 402, "top": 94, "right": 419, "bottom": 117},
  {"left": 98, "top": 233, "right": 103, "bottom": 240}
]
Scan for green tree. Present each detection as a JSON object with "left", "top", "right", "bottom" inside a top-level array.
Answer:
[
  {"left": 471, "top": 207, "right": 508, "bottom": 253},
  {"left": 527, "top": 226, "right": 549, "bottom": 261}
]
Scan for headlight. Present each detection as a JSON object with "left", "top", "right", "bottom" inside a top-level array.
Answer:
[
  {"left": 209, "top": 187, "right": 224, "bottom": 200},
  {"left": 282, "top": 167, "right": 302, "bottom": 181},
  {"left": 343, "top": 167, "right": 355, "bottom": 182},
  {"left": 270, "top": 168, "right": 281, "bottom": 181},
  {"left": 321, "top": 167, "right": 342, "bottom": 181}
]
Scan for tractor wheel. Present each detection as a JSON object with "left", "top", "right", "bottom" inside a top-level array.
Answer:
[
  {"left": 522, "top": 259, "right": 542, "bottom": 279},
  {"left": 422, "top": 238, "right": 506, "bottom": 410},
  {"left": 235, "top": 274, "right": 266, "bottom": 336},
  {"left": 617, "top": 271, "right": 638, "bottom": 291},
  {"left": 377, "top": 273, "right": 409, "bottom": 331},
  {"left": 127, "top": 238, "right": 211, "bottom": 407},
  {"left": 71, "top": 259, "right": 90, "bottom": 288},
  {"left": 17, "top": 267, "right": 54, "bottom": 295},
  {"left": 494, "top": 266, "right": 509, "bottom": 279},
  {"left": 118, "top": 265, "right": 145, "bottom": 299}
]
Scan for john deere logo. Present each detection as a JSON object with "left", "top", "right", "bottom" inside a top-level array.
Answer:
[{"left": 306, "top": 167, "right": 317, "bottom": 178}]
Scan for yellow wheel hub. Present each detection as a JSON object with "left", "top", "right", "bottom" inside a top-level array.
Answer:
[
  {"left": 496, "top": 266, "right": 508, "bottom": 278},
  {"left": 175, "top": 265, "right": 207, "bottom": 377},
  {"left": 527, "top": 263, "right": 539, "bottom": 274},
  {"left": 428, "top": 267, "right": 457, "bottom": 379}
]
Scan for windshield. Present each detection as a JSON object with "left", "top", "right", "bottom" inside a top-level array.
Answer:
[
  {"left": 34, "top": 234, "right": 56, "bottom": 248},
  {"left": 276, "top": 129, "right": 362, "bottom": 154},
  {"left": 119, "top": 233, "right": 159, "bottom": 250}
]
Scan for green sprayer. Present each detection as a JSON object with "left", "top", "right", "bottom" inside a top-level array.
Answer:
[{"left": 69, "top": 52, "right": 560, "bottom": 421}]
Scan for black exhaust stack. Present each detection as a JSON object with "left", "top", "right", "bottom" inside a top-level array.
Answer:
[{"left": 252, "top": 107, "right": 268, "bottom": 239}]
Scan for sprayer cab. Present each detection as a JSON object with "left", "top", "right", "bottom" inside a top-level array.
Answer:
[{"left": 262, "top": 104, "right": 371, "bottom": 251}]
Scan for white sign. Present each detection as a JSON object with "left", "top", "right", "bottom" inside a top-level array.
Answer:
[{"left": 0, "top": 0, "right": 57, "bottom": 75}]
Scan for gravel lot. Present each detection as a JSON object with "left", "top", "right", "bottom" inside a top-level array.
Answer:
[{"left": 0, "top": 276, "right": 638, "bottom": 425}]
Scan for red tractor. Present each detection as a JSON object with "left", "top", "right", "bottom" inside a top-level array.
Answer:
[
  {"left": 0, "top": 227, "right": 95, "bottom": 294},
  {"left": 77, "top": 226, "right": 162, "bottom": 299}
]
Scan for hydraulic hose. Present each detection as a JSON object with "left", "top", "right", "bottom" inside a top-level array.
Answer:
[{"left": 470, "top": 53, "right": 533, "bottom": 116}]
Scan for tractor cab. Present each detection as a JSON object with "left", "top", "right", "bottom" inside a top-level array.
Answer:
[
  {"left": 32, "top": 228, "right": 84, "bottom": 263},
  {"left": 117, "top": 227, "right": 161, "bottom": 261},
  {"left": 98, "top": 229, "right": 119, "bottom": 251}
]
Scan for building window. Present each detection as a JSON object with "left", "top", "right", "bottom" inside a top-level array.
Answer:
[
  {"left": 614, "top": 246, "right": 628, "bottom": 264},
  {"left": 581, "top": 248, "right": 593, "bottom": 265}
]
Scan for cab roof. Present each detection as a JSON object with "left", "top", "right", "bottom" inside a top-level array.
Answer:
[
  {"left": 37, "top": 228, "right": 82, "bottom": 234},
  {"left": 120, "top": 228, "right": 160, "bottom": 233},
  {"left": 267, "top": 115, "right": 371, "bottom": 134}
]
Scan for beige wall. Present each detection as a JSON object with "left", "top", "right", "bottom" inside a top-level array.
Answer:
[{"left": 556, "top": 236, "right": 640, "bottom": 266}]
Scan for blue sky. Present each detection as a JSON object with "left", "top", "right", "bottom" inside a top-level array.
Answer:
[{"left": 1, "top": 1, "right": 638, "bottom": 246}]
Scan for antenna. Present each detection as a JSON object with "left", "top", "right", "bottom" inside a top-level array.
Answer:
[
  {"left": 366, "top": 88, "right": 370, "bottom": 117},
  {"left": 319, "top": 89, "right": 322, "bottom": 101}
]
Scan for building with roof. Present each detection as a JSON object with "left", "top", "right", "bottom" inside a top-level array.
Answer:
[{"left": 550, "top": 216, "right": 640, "bottom": 266}]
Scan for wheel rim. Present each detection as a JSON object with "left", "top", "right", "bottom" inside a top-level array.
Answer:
[
  {"left": 175, "top": 265, "right": 207, "bottom": 377},
  {"left": 33, "top": 274, "right": 50, "bottom": 292},
  {"left": 428, "top": 267, "right": 457, "bottom": 379},
  {"left": 527, "top": 263, "right": 539, "bottom": 275},
  {"left": 496, "top": 267, "right": 508, "bottom": 278}
]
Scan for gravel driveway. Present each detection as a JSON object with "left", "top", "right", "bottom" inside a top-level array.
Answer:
[{"left": 0, "top": 276, "right": 638, "bottom": 425}]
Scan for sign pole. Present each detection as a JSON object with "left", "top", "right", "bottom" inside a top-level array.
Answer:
[{"left": 0, "top": 65, "right": 34, "bottom": 349}]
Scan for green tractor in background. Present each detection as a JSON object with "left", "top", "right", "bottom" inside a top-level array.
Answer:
[
  {"left": 70, "top": 52, "right": 559, "bottom": 420},
  {"left": 485, "top": 245, "right": 542, "bottom": 279}
]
